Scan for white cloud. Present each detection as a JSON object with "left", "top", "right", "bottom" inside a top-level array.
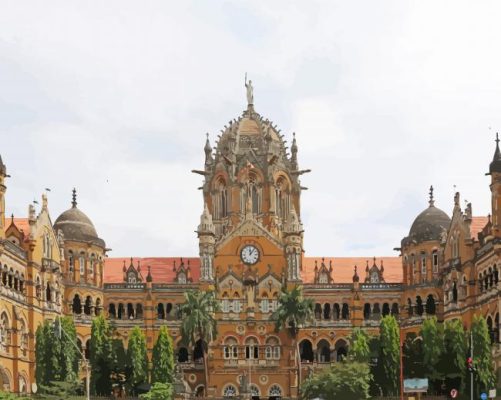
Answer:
[{"left": 1, "top": 0, "right": 501, "bottom": 257}]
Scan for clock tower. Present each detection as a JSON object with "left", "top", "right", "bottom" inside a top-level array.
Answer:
[{"left": 192, "top": 85, "right": 308, "bottom": 398}]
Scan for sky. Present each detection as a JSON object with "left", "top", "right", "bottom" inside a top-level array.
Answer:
[{"left": 1, "top": 1, "right": 501, "bottom": 258}]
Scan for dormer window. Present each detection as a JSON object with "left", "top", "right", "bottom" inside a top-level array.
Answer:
[
  {"left": 128, "top": 272, "right": 136, "bottom": 284},
  {"left": 370, "top": 271, "right": 379, "bottom": 283},
  {"left": 178, "top": 272, "right": 186, "bottom": 284},
  {"left": 432, "top": 251, "right": 438, "bottom": 272},
  {"left": 318, "top": 272, "right": 328, "bottom": 284}
]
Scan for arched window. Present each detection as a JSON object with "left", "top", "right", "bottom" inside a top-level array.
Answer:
[
  {"left": 136, "top": 304, "right": 143, "bottom": 319},
  {"left": 335, "top": 339, "right": 348, "bottom": 361},
  {"left": 221, "top": 293, "right": 230, "bottom": 313},
  {"left": 108, "top": 303, "right": 116, "bottom": 318},
  {"left": 68, "top": 250, "right": 74, "bottom": 274},
  {"left": 84, "top": 296, "right": 92, "bottom": 315},
  {"left": 79, "top": 253, "right": 85, "bottom": 275},
  {"left": 421, "top": 252, "right": 426, "bottom": 274},
  {"left": 407, "top": 298, "right": 413, "bottom": 317},
  {"left": 0, "top": 312, "right": 11, "bottom": 352},
  {"left": 178, "top": 347, "right": 189, "bottom": 363},
  {"left": 89, "top": 254, "right": 96, "bottom": 275},
  {"left": 8, "top": 269, "right": 13, "bottom": 288},
  {"left": 157, "top": 303, "right": 165, "bottom": 319},
  {"left": 363, "top": 303, "right": 371, "bottom": 320},
  {"left": 45, "top": 283, "right": 52, "bottom": 302},
  {"left": 333, "top": 303, "right": 340, "bottom": 320},
  {"left": 487, "top": 316, "right": 494, "bottom": 344},
  {"left": 317, "top": 339, "right": 331, "bottom": 362},
  {"left": 245, "top": 337, "right": 258, "bottom": 359},
  {"left": 265, "top": 336, "right": 280, "bottom": 360},
  {"left": 382, "top": 303, "right": 390, "bottom": 316},
  {"left": 193, "top": 339, "right": 205, "bottom": 362},
  {"left": 95, "top": 298, "right": 101, "bottom": 316},
  {"left": 166, "top": 303, "right": 173, "bottom": 315},
  {"left": 269, "top": 384, "right": 282, "bottom": 398},
  {"left": 214, "top": 178, "right": 228, "bottom": 219},
  {"left": 323, "top": 303, "right": 331, "bottom": 320},
  {"left": 391, "top": 303, "right": 399, "bottom": 315},
  {"left": 231, "top": 293, "right": 241, "bottom": 313},
  {"left": 275, "top": 176, "right": 290, "bottom": 220},
  {"left": 342, "top": 303, "right": 350, "bottom": 319},
  {"left": 299, "top": 339, "right": 314, "bottom": 362},
  {"left": 19, "top": 319, "right": 27, "bottom": 356},
  {"left": 432, "top": 250, "right": 439, "bottom": 272},
  {"left": 222, "top": 385, "right": 238, "bottom": 398},
  {"left": 416, "top": 296, "right": 423, "bottom": 316},
  {"left": 224, "top": 337, "right": 238, "bottom": 359},
  {"left": 373, "top": 303, "right": 381, "bottom": 316},
  {"left": 117, "top": 303, "right": 124, "bottom": 319},
  {"left": 452, "top": 282, "right": 458, "bottom": 303},
  {"left": 261, "top": 293, "right": 269, "bottom": 313},
  {"left": 425, "top": 295, "right": 436, "bottom": 315},
  {"left": 127, "top": 303, "right": 134, "bottom": 319},
  {"left": 314, "top": 303, "right": 322, "bottom": 320}
]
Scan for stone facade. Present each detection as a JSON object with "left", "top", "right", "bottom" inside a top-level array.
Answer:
[{"left": 0, "top": 99, "right": 500, "bottom": 398}]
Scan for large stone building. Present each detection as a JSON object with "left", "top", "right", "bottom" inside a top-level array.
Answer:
[{"left": 0, "top": 88, "right": 500, "bottom": 398}]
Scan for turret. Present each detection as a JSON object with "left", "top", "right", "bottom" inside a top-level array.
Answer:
[
  {"left": 204, "top": 133, "right": 213, "bottom": 169},
  {"left": 487, "top": 133, "right": 501, "bottom": 234},
  {"left": 283, "top": 205, "right": 303, "bottom": 281},
  {"left": 0, "top": 155, "right": 6, "bottom": 239},
  {"left": 197, "top": 203, "right": 215, "bottom": 282}
]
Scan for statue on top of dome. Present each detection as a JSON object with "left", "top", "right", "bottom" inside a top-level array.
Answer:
[{"left": 245, "top": 73, "right": 254, "bottom": 106}]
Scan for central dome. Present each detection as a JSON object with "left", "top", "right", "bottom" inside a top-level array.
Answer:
[
  {"left": 53, "top": 190, "right": 105, "bottom": 248},
  {"left": 407, "top": 205, "right": 451, "bottom": 244}
]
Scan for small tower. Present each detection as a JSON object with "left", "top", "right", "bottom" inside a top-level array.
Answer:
[
  {"left": 488, "top": 133, "right": 501, "bottom": 234},
  {"left": 0, "top": 155, "right": 6, "bottom": 239},
  {"left": 197, "top": 203, "right": 215, "bottom": 282},
  {"left": 290, "top": 132, "right": 298, "bottom": 170},
  {"left": 204, "top": 133, "right": 213, "bottom": 169},
  {"left": 283, "top": 205, "right": 303, "bottom": 282}
]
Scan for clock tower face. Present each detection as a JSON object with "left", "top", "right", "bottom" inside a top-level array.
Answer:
[{"left": 240, "top": 245, "right": 260, "bottom": 265}]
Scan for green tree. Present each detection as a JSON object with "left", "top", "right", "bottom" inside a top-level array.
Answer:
[
  {"left": 350, "top": 328, "right": 371, "bottom": 363},
  {"left": 90, "top": 314, "right": 113, "bottom": 395},
  {"left": 379, "top": 315, "right": 400, "bottom": 395},
  {"left": 110, "top": 338, "right": 128, "bottom": 389},
  {"left": 402, "top": 333, "right": 424, "bottom": 379},
  {"left": 127, "top": 326, "right": 149, "bottom": 394},
  {"left": 35, "top": 317, "right": 80, "bottom": 390},
  {"left": 301, "top": 360, "right": 371, "bottom": 400},
  {"left": 0, "top": 391, "right": 31, "bottom": 400},
  {"left": 151, "top": 326, "right": 175, "bottom": 384},
  {"left": 421, "top": 316, "right": 444, "bottom": 392},
  {"left": 271, "top": 285, "right": 314, "bottom": 392},
  {"left": 442, "top": 319, "right": 467, "bottom": 392},
  {"left": 180, "top": 290, "right": 220, "bottom": 396},
  {"left": 139, "top": 382, "right": 173, "bottom": 400},
  {"left": 471, "top": 315, "right": 495, "bottom": 392}
]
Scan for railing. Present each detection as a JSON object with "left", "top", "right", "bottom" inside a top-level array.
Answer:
[
  {"left": 360, "top": 283, "right": 403, "bottom": 290},
  {"left": 3, "top": 239, "right": 27, "bottom": 259},
  {"left": 104, "top": 283, "right": 145, "bottom": 290}
]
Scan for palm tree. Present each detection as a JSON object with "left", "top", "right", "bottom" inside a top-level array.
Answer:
[
  {"left": 180, "top": 289, "right": 220, "bottom": 396},
  {"left": 271, "top": 285, "right": 314, "bottom": 394}
]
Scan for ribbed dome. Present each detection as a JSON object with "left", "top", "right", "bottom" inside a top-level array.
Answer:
[
  {"left": 407, "top": 205, "right": 451, "bottom": 244},
  {"left": 53, "top": 190, "right": 105, "bottom": 248}
]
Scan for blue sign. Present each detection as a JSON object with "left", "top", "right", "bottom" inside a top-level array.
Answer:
[{"left": 480, "top": 392, "right": 487, "bottom": 400}]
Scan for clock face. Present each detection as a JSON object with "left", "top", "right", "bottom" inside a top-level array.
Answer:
[{"left": 241, "top": 245, "right": 260, "bottom": 265}]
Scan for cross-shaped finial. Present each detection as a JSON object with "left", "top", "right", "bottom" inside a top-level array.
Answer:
[
  {"left": 496, "top": 132, "right": 499, "bottom": 146},
  {"left": 429, "top": 185, "right": 434, "bottom": 207},
  {"left": 71, "top": 188, "right": 77, "bottom": 208}
]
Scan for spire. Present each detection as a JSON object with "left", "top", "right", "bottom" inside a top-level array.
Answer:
[
  {"left": 71, "top": 188, "right": 77, "bottom": 208},
  {"left": 489, "top": 132, "right": 501, "bottom": 174},
  {"left": 428, "top": 185, "right": 435, "bottom": 207},
  {"left": 291, "top": 132, "right": 298, "bottom": 168},
  {"left": 352, "top": 265, "right": 359, "bottom": 283},
  {"left": 204, "top": 132, "right": 213, "bottom": 168},
  {"left": 197, "top": 203, "right": 215, "bottom": 234},
  {"left": 0, "top": 154, "right": 6, "bottom": 176}
]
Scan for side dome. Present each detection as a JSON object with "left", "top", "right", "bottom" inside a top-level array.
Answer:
[
  {"left": 53, "top": 189, "right": 105, "bottom": 248},
  {"left": 405, "top": 187, "right": 450, "bottom": 245}
]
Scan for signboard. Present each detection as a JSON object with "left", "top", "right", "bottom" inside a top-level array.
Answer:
[
  {"left": 450, "top": 388, "right": 458, "bottom": 399},
  {"left": 403, "top": 378, "right": 429, "bottom": 393},
  {"left": 480, "top": 393, "right": 487, "bottom": 400},
  {"left": 489, "top": 389, "right": 497, "bottom": 398}
]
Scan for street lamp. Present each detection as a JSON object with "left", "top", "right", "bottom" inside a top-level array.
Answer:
[{"left": 53, "top": 318, "right": 90, "bottom": 400}]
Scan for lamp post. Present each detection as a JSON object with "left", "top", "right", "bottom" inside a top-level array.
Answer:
[
  {"left": 400, "top": 324, "right": 404, "bottom": 400},
  {"left": 54, "top": 318, "right": 90, "bottom": 400}
]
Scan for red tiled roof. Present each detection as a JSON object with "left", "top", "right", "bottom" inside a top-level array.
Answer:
[
  {"left": 104, "top": 257, "right": 201, "bottom": 284},
  {"left": 302, "top": 256, "right": 402, "bottom": 284},
  {"left": 5, "top": 218, "right": 30, "bottom": 241},
  {"left": 471, "top": 216, "right": 489, "bottom": 240}
]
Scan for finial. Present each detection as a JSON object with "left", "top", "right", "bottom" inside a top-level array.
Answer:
[
  {"left": 71, "top": 188, "right": 77, "bottom": 208},
  {"left": 429, "top": 185, "right": 435, "bottom": 207}
]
